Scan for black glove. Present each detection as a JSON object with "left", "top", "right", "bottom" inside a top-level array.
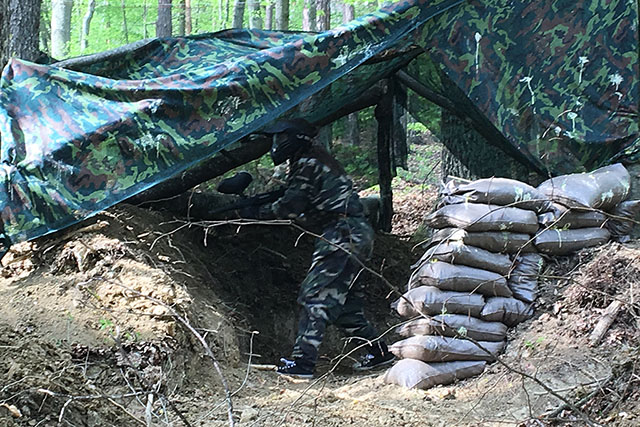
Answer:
[{"left": 238, "top": 205, "right": 260, "bottom": 219}]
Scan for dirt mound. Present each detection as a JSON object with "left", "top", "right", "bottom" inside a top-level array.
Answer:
[
  {"left": 0, "top": 204, "right": 415, "bottom": 426},
  {"left": 0, "top": 202, "right": 638, "bottom": 426}
]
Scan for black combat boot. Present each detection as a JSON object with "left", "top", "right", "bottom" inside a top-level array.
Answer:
[
  {"left": 353, "top": 341, "right": 395, "bottom": 371},
  {"left": 276, "top": 358, "right": 314, "bottom": 379}
]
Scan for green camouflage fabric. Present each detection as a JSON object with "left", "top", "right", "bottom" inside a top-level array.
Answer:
[
  {"left": 292, "top": 216, "right": 378, "bottom": 366},
  {"left": 0, "top": 0, "right": 638, "bottom": 249},
  {"left": 0, "top": 0, "right": 463, "bottom": 247},
  {"left": 257, "top": 149, "right": 377, "bottom": 366},
  {"left": 258, "top": 154, "right": 364, "bottom": 224},
  {"left": 407, "top": 0, "right": 639, "bottom": 175}
]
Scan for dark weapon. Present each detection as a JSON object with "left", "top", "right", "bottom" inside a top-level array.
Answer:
[{"left": 210, "top": 172, "right": 285, "bottom": 217}]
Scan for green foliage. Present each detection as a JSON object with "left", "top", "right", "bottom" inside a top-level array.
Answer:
[
  {"left": 396, "top": 142, "right": 441, "bottom": 186},
  {"left": 40, "top": 0, "right": 387, "bottom": 60},
  {"left": 332, "top": 142, "right": 379, "bottom": 188},
  {"left": 407, "top": 121, "right": 428, "bottom": 133}
]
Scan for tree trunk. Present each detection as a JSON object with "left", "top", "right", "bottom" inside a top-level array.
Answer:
[
  {"left": 224, "top": 0, "right": 230, "bottom": 29},
  {"left": 342, "top": 2, "right": 354, "bottom": 23},
  {"left": 275, "top": 0, "right": 288, "bottom": 30},
  {"left": 142, "top": 1, "right": 149, "bottom": 38},
  {"left": 185, "top": 0, "right": 192, "bottom": 34},
  {"left": 121, "top": 0, "right": 129, "bottom": 43},
  {"left": 264, "top": 2, "right": 273, "bottom": 30},
  {"left": 342, "top": 3, "right": 359, "bottom": 145},
  {"left": 215, "top": 0, "right": 222, "bottom": 30},
  {"left": 80, "top": 0, "right": 95, "bottom": 51},
  {"left": 3, "top": 0, "right": 42, "bottom": 68},
  {"left": 231, "top": 0, "right": 245, "bottom": 28},
  {"left": 51, "top": 0, "right": 73, "bottom": 59},
  {"left": 156, "top": 0, "right": 172, "bottom": 37},
  {"left": 302, "top": 0, "right": 316, "bottom": 31},
  {"left": 177, "top": 0, "right": 186, "bottom": 35},
  {"left": 248, "top": 0, "right": 262, "bottom": 29},
  {"left": 316, "top": 0, "right": 330, "bottom": 31}
]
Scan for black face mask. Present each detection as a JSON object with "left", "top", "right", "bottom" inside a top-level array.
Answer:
[{"left": 270, "top": 132, "right": 311, "bottom": 165}]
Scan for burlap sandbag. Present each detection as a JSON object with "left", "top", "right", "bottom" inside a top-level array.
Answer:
[
  {"left": 537, "top": 163, "right": 630, "bottom": 211},
  {"left": 507, "top": 253, "right": 544, "bottom": 303},
  {"left": 480, "top": 297, "right": 534, "bottom": 326},
  {"left": 389, "top": 335, "right": 505, "bottom": 362},
  {"left": 425, "top": 203, "right": 539, "bottom": 234},
  {"left": 384, "top": 359, "right": 486, "bottom": 390},
  {"left": 607, "top": 200, "right": 640, "bottom": 243},
  {"left": 396, "top": 314, "right": 508, "bottom": 342},
  {"left": 411, "top": 261, "right": 512, "bottom": 297},
  {"left": 393, "top": 286, "right": 485, "bottom": 318},
  {"left": 538, "top": 207, "right": 607, "bottom": 229},
  {"left": 441, "top": 177, "right": 554, "bottom": 213},
  {"left": 413, "top": 241, "right": 512, "bottom": 275},
  {"left": 534, "top": 228, "right": 610, "bottom": 255},
  {"left": 430, "top": 228, "right": 537, "bottom": 254}
]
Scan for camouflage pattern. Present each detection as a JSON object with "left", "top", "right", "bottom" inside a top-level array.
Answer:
[
  {"left": 0, "top": 0, "right": 462, "bottom": 246},
  {"left": 258, "top": 152, "right": 377, "bottom": 366},
  {"left": 407, "top": 0, "right": 639, "bottom": 175},
  {"left": 291, "top": 216, "right": 378, "bottom": 366},
  {"left": 258, "top": 156, "right": 364, "bottom": 223},
  {"left": 0, "top": 0, "right": 638, "bottom": 249}
]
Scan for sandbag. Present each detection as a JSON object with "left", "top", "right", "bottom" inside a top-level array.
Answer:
[
  {"left": 441, "top": 177, "right": 554, "bottom": 213},
  {"left": 430, "top": 228, "right": 537, "bottom": 254},
  {"left": 413, "top": 241, "right": 512, "bottom": 275},
  {"left": 607, "top": 200, "right": 640, "bottom": 243},
  {"left": 393, "top": 286, "right": 485, "bottom": 318},
  {"left": 389, "top": 335, "right": 505, "bottom": 362},
  {"left": 534, "top": 227, "right": 610, "bottom": 255},
  {"left": 507, "top": 253, "right": 544, "bottom": 303},
  {"left": 538, "top": 207, "right": 607, "bottom": 229},
  {"left": 480, "top": 297, "right": 534, "bottom": 326},
  {"left": 396, "top": 314, "right": 508, "bottom": 342},
  {"left": 424, "top": 203, "right": 539, "bottom": 234},
  {"left": 411, "top": 261, "right": 512, "bottom": 297},
  {"left": 384, "top": 359, "right": 486, "bottom": 390},
  {"left": 537, "top": 163, "right": 630, "bottom": 211}
]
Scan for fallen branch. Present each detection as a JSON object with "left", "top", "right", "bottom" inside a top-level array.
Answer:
[{"left": 589, "top": 300, "right": 624, "bottom": 346}]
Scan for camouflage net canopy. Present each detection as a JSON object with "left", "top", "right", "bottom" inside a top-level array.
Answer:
[{"left": 0, "top": 0, "right": 638, "bottom": 248}]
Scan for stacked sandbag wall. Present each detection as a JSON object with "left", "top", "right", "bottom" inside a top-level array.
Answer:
[
  {"left": 535, "top": 163, "right": 638, "bottom": 250},
  {"left": 386, "top": 177, "right": 547, "bottom": 389},
  {"left": 385, "top": 164, "right": 640, "bottom": 390}
]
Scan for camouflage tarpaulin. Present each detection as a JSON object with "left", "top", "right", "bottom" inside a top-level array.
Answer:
[
  {"left": 0, "top": 0, "right": 463, "bottom": 245},
  {"left": 408, "top": 0, "right": 639, "bottom": 175},
  {"left": 0, "top": 0, "right": 638, "bottom": 248}
]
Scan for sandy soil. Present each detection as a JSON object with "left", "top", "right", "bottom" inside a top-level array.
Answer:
[{"left": 0, "top": 191, "right": 638, "bottom": 427}]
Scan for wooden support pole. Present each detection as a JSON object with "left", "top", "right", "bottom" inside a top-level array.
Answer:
[{"left": 375, "top": 80, "right": 394, "bottom": 232}]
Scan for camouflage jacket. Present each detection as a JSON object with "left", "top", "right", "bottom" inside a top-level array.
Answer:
[{"left": 258, "top": 156, "right": 364, "bottom": 228}]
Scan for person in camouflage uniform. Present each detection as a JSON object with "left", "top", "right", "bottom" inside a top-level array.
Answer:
[{"left": 242, "top": 119, "right": 395, "bottom": 379}]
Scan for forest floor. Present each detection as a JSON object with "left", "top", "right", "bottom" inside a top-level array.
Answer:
[{"left": 0, "top": 173, "right": 639, "bottom": 427}]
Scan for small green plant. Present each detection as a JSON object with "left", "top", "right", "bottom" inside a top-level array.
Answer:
[
  {"left": 524, "top": 336, "right": 545, "bottom": 349},
  {"left": 123, "top": 330, "right": 141, "bottom": 342},
  {"left": 99, "top": 318, "right": 114, "bottom": 332}
]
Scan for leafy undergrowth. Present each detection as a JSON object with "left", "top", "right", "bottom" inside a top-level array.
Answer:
[{"left": 0, "top": 191, "right": 638, "bottom": 426}]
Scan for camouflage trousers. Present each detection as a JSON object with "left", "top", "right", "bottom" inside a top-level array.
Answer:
[{"left": 291, "top": 216, "right": 379, "bottom": 366}]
